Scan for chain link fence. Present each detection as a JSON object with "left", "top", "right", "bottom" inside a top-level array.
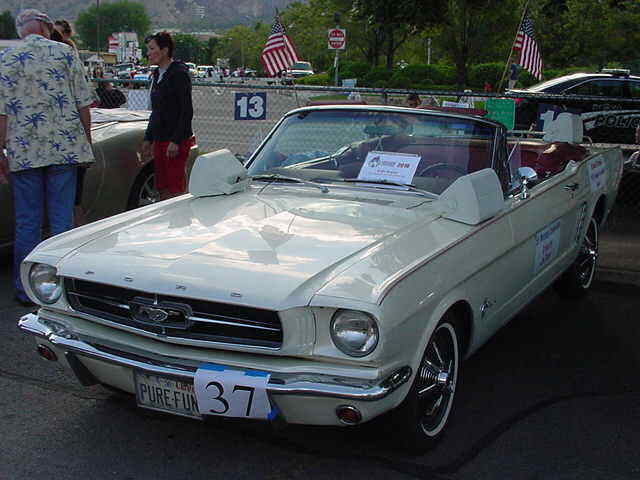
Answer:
[{"left": 108, "top": 79, "right": 640, "bottom": 233}]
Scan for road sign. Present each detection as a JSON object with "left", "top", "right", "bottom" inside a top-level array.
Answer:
[{"left": 328, "top": 28, "right": 346, "bottom": 50}]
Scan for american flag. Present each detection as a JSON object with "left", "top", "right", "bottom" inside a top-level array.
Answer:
[
  {"left": 514, "top": 12, "right": 543, "bottom": 80},
  {"left": 260, "top": 16, "right": 299, "bottom": 77}
]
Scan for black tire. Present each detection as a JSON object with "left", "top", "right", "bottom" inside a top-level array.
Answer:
[
  {"left": 554, "top": 216, "right": 599, "bottom": 298},
  {"left": 127, "top": 164, "right": 158, "bottom": 210},
  {"left": 389, "top": 312, "right": 460, "bottom": 453}
]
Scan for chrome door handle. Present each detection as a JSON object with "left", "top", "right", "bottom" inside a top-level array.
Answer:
[{"left": 564, "top": 183, "right": 579, "bottom": 192}]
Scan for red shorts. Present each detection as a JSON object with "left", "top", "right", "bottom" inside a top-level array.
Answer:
[{"left": 153, "top": 137, "right": 193, "bottom": 194}]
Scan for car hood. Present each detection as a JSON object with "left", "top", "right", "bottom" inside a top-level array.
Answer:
[{"left": 32, "top": 185, "right": 459, "bottom": 310}]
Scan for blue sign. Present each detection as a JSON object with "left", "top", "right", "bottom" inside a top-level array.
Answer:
[{"left": 235, "top": 92, "right": 267, "bottom": 120}]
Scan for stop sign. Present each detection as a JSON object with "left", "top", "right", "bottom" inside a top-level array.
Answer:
[{"left": 328, "top": 28, "right": 346, "bottom": 50}]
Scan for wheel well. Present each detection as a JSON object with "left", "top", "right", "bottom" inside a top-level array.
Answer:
[
  {"left": 593, "top": 195, "right": 606, "bottom": 226},
  {"left": 447, "top": 300, "right": 473, "bottom": 358}
]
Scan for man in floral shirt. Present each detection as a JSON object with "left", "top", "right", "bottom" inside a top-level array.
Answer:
[{"left": 0, "top": 9, "right": 94, "bottom": 306}]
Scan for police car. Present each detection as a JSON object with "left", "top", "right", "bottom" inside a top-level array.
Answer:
[{"left": 507, "top": 69, "right": 640, "bottom": 144}]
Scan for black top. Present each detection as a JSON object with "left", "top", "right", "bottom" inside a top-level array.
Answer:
[{"left": 144, "top": 60, "right": 193, "bottom": 144}]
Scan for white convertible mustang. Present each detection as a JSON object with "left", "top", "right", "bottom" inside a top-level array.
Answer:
[{"left": 18, "top": 105, "right": 622, "bottom": 451}]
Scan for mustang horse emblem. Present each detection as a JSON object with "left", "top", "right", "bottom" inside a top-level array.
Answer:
[{"left": 134, "top": 305, "right": 169, "bottom": 323}]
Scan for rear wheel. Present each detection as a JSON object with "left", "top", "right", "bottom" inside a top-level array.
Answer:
[
  {"left": 127, "top": 164, "right": 159, "bottom": 210},
  {"left": 390, "top": 313, "right": 460, "bottom": 452},
  {"left": 555, "top": 216, "right": 599, "bottom": 298}
]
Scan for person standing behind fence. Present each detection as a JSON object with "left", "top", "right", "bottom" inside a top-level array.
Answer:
[
  {"left": 141, "top": 32, "right": 193, "bottom": 200},
  {"left": 0, "top": 9, "right": 94, "bottom": 306}
]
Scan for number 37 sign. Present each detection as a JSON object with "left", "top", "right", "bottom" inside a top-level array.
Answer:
[{"left": 235, "top": 92, "right": 267, "bottom": 120}]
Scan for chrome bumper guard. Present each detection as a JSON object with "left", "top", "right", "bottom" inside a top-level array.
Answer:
[{"left": 18, "top": 313, "right": 412, "bottom": 402}]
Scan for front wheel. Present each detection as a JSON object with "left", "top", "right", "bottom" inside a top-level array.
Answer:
[
  {"left": 554, "top": 216, "right": 599, "bottom": 298},
  {"left": 389, "top": 313, "right": 460, "bottom": 452}
]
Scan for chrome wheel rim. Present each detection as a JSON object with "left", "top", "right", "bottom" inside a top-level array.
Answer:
[
  {"left": 417, "top": 322, "right": 459, "bottom": 437},
  {"left": 138, "top": 172, "right": 159, "bottom": 207},
  {"left": 577, "top": 218, "right": 598, "bottom": 289}
]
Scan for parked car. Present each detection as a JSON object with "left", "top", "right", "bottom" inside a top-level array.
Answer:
[
  {"left": 0, "top": 108, "right": 199, "bottom": 254},
  {"left": 286, "top": 61, "right": 314, "bottom": 78},
  {"left": 185, "top": 62, "right": 198, "bottom": 78},
  {"left": 197, "top": 65, "right": 213, "bottom": 78},
  {"left": 115, "top": 62, "right": 136, "bottom": 81},
  {"left": 132, "top": 66, "right": 156, "bottom": 89},
  {"left": 18, "top": 105, "right": 622, "bottom": 451},
  {"left": 507, "top": 69, "right": 640, "bottom": 144}
]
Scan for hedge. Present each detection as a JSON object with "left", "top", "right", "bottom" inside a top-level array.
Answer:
[{"left": 295, "top": 63, "right": 607, "bottom": 91}]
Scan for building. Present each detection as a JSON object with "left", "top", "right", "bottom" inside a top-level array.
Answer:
[{"left": 108, "top": 32, "right": 141, "bottom": 63}]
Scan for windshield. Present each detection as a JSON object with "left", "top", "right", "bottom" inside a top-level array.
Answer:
[
  {"left": 247, "top": 109, "right": 497, "bottom": 195},
  {"left": 291, "top": 62, "right": 312, "bottom": 70}
]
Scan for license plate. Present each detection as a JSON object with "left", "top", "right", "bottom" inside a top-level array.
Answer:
[{"left": 134, "top": 372, "right": 202, "bottom": 420}]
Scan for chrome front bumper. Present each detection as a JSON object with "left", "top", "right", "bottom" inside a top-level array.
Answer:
[{"left": 18, "top": 313, "right": 411, "bottom": 404}]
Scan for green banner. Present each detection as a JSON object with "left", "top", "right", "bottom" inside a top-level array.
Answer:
[{"left": 486, "top": 98, "right": 515, "bottom": 130}]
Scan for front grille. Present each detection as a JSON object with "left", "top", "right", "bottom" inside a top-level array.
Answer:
[{"left": 64, "top": 278, "right": 282, "bottom": 348}]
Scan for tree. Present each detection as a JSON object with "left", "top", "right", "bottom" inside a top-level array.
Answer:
[
  {"left": 75, "top": 1, "right": 150, "bottom": 51},
  {"left": 437, "top": 0, "right": 521, "bottom": 87},
  {"left": 549, "top": 0, "right": 640, "bottom": 69},
  {"left": 351, "top": 0, "right": 447, "bottom": 69},
  {"left": 0, "top": 10, "right": 18, "bottom": 39},
  {"left": 173, "top": 34, "right": 206, "bottom": 64}
]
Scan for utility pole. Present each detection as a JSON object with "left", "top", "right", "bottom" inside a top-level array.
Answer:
[
  {"left": 333, "top": 12, "right": 340, "bottom": 87},
  {"left": 96, "top": 0, "right": 100, "bottom": 54}
]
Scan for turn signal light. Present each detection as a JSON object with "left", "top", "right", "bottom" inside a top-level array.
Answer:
[
  {"left": 37, "top": 344, "right": 58, "bottom": 362},
  {"left": 336, "top": 405, "right": 362, "bottom": 425}
]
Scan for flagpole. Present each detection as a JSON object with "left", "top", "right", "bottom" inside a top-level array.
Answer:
[{"left": 497, "top": 0, "right": 532, "bottom": 93}]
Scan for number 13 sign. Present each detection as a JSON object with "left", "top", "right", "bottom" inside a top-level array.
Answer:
[
  {"left": 235, "top": 92, "right": 267, "bottom": 120},
  {"left": 194, "top": 363, "right": 274, "bottom": 419}
]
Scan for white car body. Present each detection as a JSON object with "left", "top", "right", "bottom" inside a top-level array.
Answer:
[{"left": 18, "top": 106, "right": 623, "bottom": 444}]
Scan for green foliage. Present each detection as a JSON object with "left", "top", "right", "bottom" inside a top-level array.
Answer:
[
  {"left": 76, "top": 1, "right": 150, "bottom": 51},
  {"left": 295, "top": 73, "right": 331, "bottom": 85},
  {"left": 173, "top": 34, "right": 206, "bottom": 64},
  {"left": 362, "top": 66, "right": 394, "bottom": 87},
  {"left": 334, "top": 61, "right": 370, "bottom": 81},
  {"left": 0, "top": 10, "right": 17, "bottom": 39},
  {"left": 467, "top": 63, "right": 504, "bottom": 89}
]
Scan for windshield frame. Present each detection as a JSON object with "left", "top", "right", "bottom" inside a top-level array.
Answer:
[{"left": 244, "top": 106, "right": 504, "bottom": 196}]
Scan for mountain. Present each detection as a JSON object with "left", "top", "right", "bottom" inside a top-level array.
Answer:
[{"left": 2, "top": 0, "right": 300, "bottom": 29}]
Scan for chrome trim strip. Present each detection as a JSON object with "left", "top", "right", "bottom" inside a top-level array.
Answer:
[
  {"left": 68, "top": 292, "right": 130, "bottom": 310},
  {"left": 18, "top": 313, "right": 411, "bottom": 402},
  {"left": 187, "top": 315, "right": 281, "bottom": 332}
]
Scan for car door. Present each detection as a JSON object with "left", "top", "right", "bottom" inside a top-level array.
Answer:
[
  {"left": 500, "top": 160, "right": 589, "bottom": 323},
  {"left": 565, "top": 79, "right": 632, "bottom": 144}
]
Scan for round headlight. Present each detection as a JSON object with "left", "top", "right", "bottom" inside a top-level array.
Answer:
[
  {"left": 330, "top": 310, "right": 379, "bottom": 357},
  {"left": 28, "top": 264, "right": 62, "bottom": 304}
]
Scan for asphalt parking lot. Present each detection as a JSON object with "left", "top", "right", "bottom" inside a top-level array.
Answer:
[{"left": 1, "top": 228, "right": 640, "bottom": 479}]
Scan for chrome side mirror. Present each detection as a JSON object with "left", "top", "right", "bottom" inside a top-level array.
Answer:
[{"left": 517, "top": 166, "right": 538, "bottom": 200}]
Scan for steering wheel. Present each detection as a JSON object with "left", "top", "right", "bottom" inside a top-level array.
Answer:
[{"left": 417, "top": 163, "right": 467, "bottom": 178}]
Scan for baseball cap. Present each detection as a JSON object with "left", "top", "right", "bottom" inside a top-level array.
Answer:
[{"left": 15, "top": 9, "right": 53, "bottom": 30}]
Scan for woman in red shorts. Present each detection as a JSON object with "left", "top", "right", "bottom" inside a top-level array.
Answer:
[{"left": 142, "top": 32, "right": 193, "bottom": 200}]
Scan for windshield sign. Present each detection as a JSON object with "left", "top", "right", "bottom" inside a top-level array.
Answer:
[{"left": 247, "top": 109, "right": 497, "bottom": 195}]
